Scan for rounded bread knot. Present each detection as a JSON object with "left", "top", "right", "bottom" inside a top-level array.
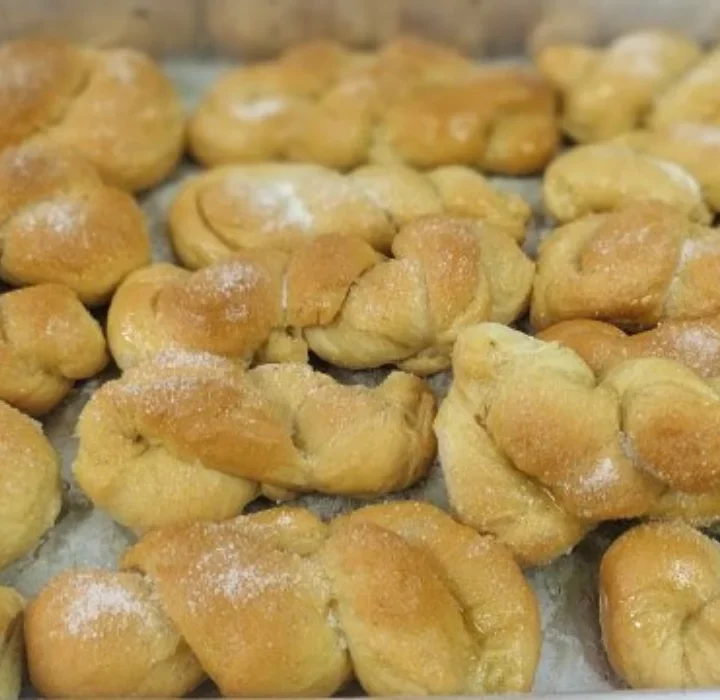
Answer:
[
  {"left": 0, "top": 587, "right": 24, "bottom": 700},
  {"left": 532, "top": 202, "right": 720, "bottom": 330},
  {"left": 109, "top": 215, "right": 534, "bottom": 375},
  {"left": 436, "top": 323, "right": 720, "bottom": 566},
  {"left": 0, "top": 400, "right": 61, "bottom": 570},
  {"left": 600, "top": 522, "right": 720, "bottom": 689},
  {"left": 0, "top": 38, "right": 185, "bottom": 192},
  {"left": 189, "top": 37, "right": 558, "bottom": 175},
  {"left": 25, "top": 503, "right": 540, "bottom": 697},
  {"left": 73, "top": 353, "right": 437, "bottom": 533},
  {"left": 0, "top": 141, "right": 151, "bottom": 305}
]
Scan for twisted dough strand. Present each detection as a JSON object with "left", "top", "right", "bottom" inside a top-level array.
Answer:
[
  {"left": 26, "top": 503, "right": 540, "bottom": 698},
  {"left": 436, "top": 323, "right": 720, "bottom": 566},
  {"left": 74, "top": 353, "right": 436, "bottom": 533},
  {"left": 110, "top": 216, "right": 534, "bottom": 375}
]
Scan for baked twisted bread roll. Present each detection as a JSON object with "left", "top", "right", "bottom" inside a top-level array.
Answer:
[
  {"left": 0, "top": 587, "right": 23, "bottom": 700},
  {"left": 600, "top": 522, "right": 720, "bottom": 689},
  {"left": 0, "top": 38, "right": 184, "bottom": 191},
  {"left": 74, "top": 353, "right": 436, "bottom": 533},
  {"left": 190, "top": 38, "right": 558, "bottom": 174},
  {"left": 543, "top": 143, "right": 710, "bottom": 223},
  {"left": 169, "top": 162, "right": 530, "bottom": 269},
  {"left": 536, "top": 30, "right": 712, "bottom": 142},
  {"left": 0, "top": 284, "right": 107, "bottom": 416},
  {"left": 109, "top": 216, "right": 533, "bottom": 375},
  {"left": 0, "top": 141, "right": 151, "bottom": 305},
  {"left": 26, "top": 503, "right": 540, "bottom": 697},
  {"left": 532, "top": 203, "right": 720, "bottom": 331},
  {"left": 539, "top": 317, "right": 720, "bottom": 380},
  {"left": 436, "top": 323, "right": 720, "bottom": 566},
  {"left": 0, "top": 400, "right": 61, "bottom": 570}
]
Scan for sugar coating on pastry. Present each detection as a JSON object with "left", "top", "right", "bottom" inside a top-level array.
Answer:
[
  {"left": 73, "top": 354, "right": 436, "bottom": 532},
  {"left": 536, "top": 30, "right": 701, "bottom": 142},
  {"left": 0, "top": 284, "right": 108, "bottom": 415},
  {"left": 0, "top": 587, "right": 23, "bottom": 700},
  {"left": 25, "top": 570, "right": 204, "bottom": 698},
  {"left": 169, "top": 162, "right": 531, "bottom": 269},
  {"left": 600, "top": 522, "right": 720, "bottom": 689},
  {"left": 532, "top": 203, "right": 720, "bottom": 330},
  {"left": 189, "top": 37, "right": 558, "bottom": 175},
  {"left": 543, "top": 143, "right": 710, "bottom": 224},
  {"left": 436, "top": 323, "right": 720, "bottom": 566},
  {"left": 538, "top": 316, "right": 720, "bottom": 379},
  {"left": 0, "top": 400, "right": 61, "bottom": 570},
  {"left": 0, "top": 38, "right": 185, "bottom": 192},
  {"left": 0, "top": 142, "right": 151, "bottom": 305},
  {"left": 109, "top": 216, "right": 534, "bottom": 375}
]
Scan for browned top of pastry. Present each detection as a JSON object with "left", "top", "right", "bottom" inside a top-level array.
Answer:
[
  {"left": 0, "top": 38, "right": 185, "bottom": 191},
  {"left": 189, "top": 37, "right": 558, "bottom": 175}
]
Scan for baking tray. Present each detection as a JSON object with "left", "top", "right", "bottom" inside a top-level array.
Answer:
[{"left": 1, "top": 2, "right": 719, "bottom": 697}]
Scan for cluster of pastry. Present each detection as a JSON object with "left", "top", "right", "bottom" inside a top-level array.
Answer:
[{"left": 3, "top": 28, "right": 720, "bottom": 698}]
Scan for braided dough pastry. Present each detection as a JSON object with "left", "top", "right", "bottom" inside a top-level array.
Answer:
[
  {"left": 535, "top": 30, "right": 705, "bottom": 142},
  {"left": 169, "top": 162, "right": 530, "bottom": 269},
  {"left": 0, "top": 284, "right": 107, "bottom": 416},
  {"left": 190, "top": 38, "right": 559, "bottom": 174},
  {"left": 543, "top": 143, "right": 710, "bottom": 224},
  {"left": 0, "top": 587, "right": 23, "bottom": 700},
  {"left": 0, "top": 38, "right": 184, "bottom": 191},
  {"left": 26, "top": 503, "right": 540, "bottom": 697},
  {"left": 0, "top": 141, "right": 151, "bottom": 305},
  {"left": 532, "top": 203, "right": 720, "bottom": 331},
  {"left": 110, "top": 216, "right": 533, "bottom": 375},
  {"left": 74, "top": 353, "right": 436, "bottom": 533},
  {"left": 0, "top": 400, "right": 61, "bottom": 570},
  {"left": 600, "top": 522, "right": 720, "bottom": 689},
  {"left": 436, "top": 323, "right": 720, "bottom": 566},
  {"left": 539, "top": 317, "right": 720, "bottom": 380}
]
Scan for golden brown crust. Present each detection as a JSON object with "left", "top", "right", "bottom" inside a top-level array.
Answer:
[
  {"left": 169, "top": 162, "right": 530, "bottom": 270},
  {"left": 543, "top": 143, "right": 711, "bottom": 224},
  {"left": 73, "top": 353, "right": 436, "bottom": 532},
  {"left": 23, "top": 502, "right": 539, "bottom": 697},
  {"left": 600, "top": 522, "right": 720, "bottom": 689},
  {"left": 0, "top": 400, "right": 61, "bottom": 570},
  {"left": 436, "top": 323, "right": 720, "bottom": 566},
  {"left": 109, "top": 217, "right": 533, "bottom": 375},
  {"left": 0, "top": 284, "right": 108, "bottom": 415},
  {"left": 25, "top": 569, "right": 205, "bottom": 698},
  {"left": 0, "top": 38, "right": 185, "bottom": 192},
  {"left": 539, "top": 316, "right": 720, "bottom": 379},
  {"left": 536, "top": 30, "right": 702, "bottom": 142},
  {"left": 189, "top": 38, "right": 558, "bottom": 175},
  {"left": 0, "top": 141, "right": 151, "bottom": 305},
  {"left": 532, "top": 203, "right": 720, "bottom": 330},
  {"left": 0, "top": 587, "right": 23, "bottom": 700}
]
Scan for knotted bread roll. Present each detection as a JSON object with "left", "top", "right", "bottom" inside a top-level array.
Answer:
[
  {"left": 0, "top": 284, "right": 107, "bottom": 416},
  {"left": 190, "top": 37, "right": 558, "bottom": 175},
  {"left": 532, "top": 203, "right": 720, "bottom": 330},
  {"left": 0, "top": 400, "right": 61, "bottom": 570},
  {"left": 535, "top": 30, "right": 707, "bottom": 142},
  {"left": 539, "top": 316, "right": 720, "bottom": 380},
  {"left": 26, "top": 503, "right": 540, "bottom": 697},
  {"left": 0, "top": 38, "right": 184, "bottom": 191},
  {"left": 436, "top": 323, "right": 720, "bottom": 566},
  {"left": 74, "top": 352, "right": 436, "bottom": 533},
  {"left": 109, "top": 216, "right": 534, "bottom": 375},
  {"left": 600, "top": 522, "right": 720, "bottom": 689},
  {"left": 0, "top": 587, "right": 24, "bottom": 700},
  {"left": 169, "top": 162, "right": 530, "bottom": 269},
  {"left": 543, "top": 143, "right": 710, "bottom": 224},
  {"left": 0, "top": 141, "right": 151, "bottom": 305}
]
